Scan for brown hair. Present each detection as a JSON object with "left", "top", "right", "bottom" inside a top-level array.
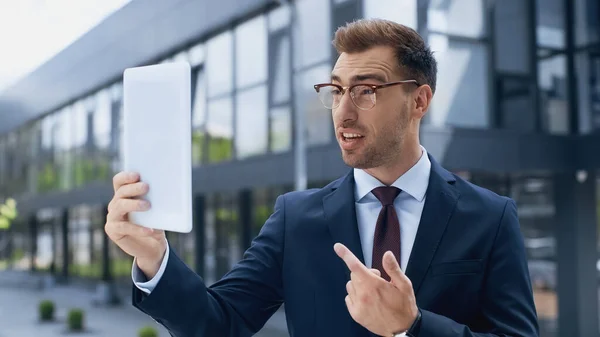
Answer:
[{"left": 333, "top": 18, "right": 437, "bottom": 94}]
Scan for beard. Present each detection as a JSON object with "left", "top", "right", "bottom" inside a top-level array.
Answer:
[{"left": 340, "top": 107, "right": 410, "bottom": 169}]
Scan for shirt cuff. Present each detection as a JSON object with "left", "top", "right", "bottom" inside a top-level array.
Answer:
[{"left": 131, "top": 242, "right": 170, "bottom": 294}]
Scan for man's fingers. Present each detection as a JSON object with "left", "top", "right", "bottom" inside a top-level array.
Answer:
[
  {"left": 105, "top": 221, "right": 154, "bottom": 239},
  {"left": 346, "top": 280, "right": 356, "bottom": 297},
  {"left": 369, "top": 268, "right": 381, "bottom": 277},
  {"left": 334, "top": 243, "right": 369, "bottom": 276},
  {"left": 115, "top": 182, "right": 149, "bottom": 199},
  {"left": 107, "top": 198, "right": 151, "bottom": 221},
  {"left": 113, "top": 171, "right": 140, "bottom": 192},
  {"left": 383, "top": 251, "right": 409, "bottom": 286}
]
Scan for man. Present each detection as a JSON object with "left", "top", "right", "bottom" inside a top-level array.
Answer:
[{"left": 105, "top": 19, "right": 539, "bottom": 337}]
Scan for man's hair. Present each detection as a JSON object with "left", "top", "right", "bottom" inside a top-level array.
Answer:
[{"left": 333, "top": 18, "right": 437, "bottom": 94}]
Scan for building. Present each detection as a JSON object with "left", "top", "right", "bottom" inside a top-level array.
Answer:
[{"left": 0, "top": 0, "right": 599, "bottom": 336}]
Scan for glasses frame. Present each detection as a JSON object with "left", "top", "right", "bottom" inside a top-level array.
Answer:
[{"left": 313, "top": 80, "right": 420, "bottom": 110}]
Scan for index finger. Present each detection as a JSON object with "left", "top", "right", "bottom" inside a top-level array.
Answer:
[
  {"left": 113, "top": 171, "right": 140, "bottom": 192},
  {"left": 334, "top": 243, "right": 370, "bottom": 276}
]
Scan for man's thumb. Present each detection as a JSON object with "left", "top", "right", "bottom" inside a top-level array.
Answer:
[{"left": 383, "top": 251, "right": 403, "bottom": 283}]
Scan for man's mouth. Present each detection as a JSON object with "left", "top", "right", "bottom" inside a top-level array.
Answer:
[{"left": 342, "top": 132, "right": 364, "bottom": 141}]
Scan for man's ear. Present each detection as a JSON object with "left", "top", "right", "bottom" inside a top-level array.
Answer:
[{"left": 413, "top": 85, "right": 433, "bottom": 119}]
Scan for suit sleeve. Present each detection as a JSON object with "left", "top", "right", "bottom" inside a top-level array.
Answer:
[
  {"left": 416, "top": 199, "right": 539, "bottom": 337},
  {"left": 132, "top": 195, "right": 286, "bottom": 337}
]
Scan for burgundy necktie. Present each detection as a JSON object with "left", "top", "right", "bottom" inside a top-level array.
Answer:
[{"left": 371, "top": 186, "right": 401, "bottom": 282}]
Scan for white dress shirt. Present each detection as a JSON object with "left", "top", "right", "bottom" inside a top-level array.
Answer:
[
  {"left": 133, "top": 147, "right": 431, "bottom": 292},
  {"left": 353, "top": 146, "right": 430, "bottom": 271}
]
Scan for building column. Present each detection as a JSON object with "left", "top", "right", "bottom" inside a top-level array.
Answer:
[
  {"left": 193, "top": 195, "right": 205, "bottom": 277},
  {"left": 94, "top": 204, "right": 120, "bottom": 306},
  {"left": 554, "top": 171, "right": 598, "bottom": 337},
  {"left": 238, "top": 189, "right": 253, "bottom": 252},
  {"left": 60, "top": 208, "right": 69, "bottom": 282},
  {"left": 29, "top": 214, "right": 38, "bottom": 272}
]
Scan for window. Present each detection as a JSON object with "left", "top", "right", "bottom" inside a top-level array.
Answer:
[
  {"left": 577, "top": 52, "right": 600, "bottom": 133},
  {"left": 536, "top": 0, "right": 565, "bottom": 49},
  {"left": 575, "top": 0, "right": 600, "bottom": 46},
  {"left": 427, "top": 0, "right": 486, "bottom": 38},
  {"left": 188, "top": 43, "right": 205, "bottom": 67},
  {"left": 270, "top": 34, "right": 291, "bottom": 105},
  {"left": 295, "top": 64, "right": 333, "bottom": 145},
  {"left": 94, "top": 89, "right": 112, "bottom": 150},
  {"left": 364, "top": 0, "right": 417, "bottom": 29},
  {"left": 207, "top": 97, "right": 233, "bottom": 162},
  {"left": 207, "top": 31, "right": 233, "bottom": 97},
  {"left": 494, "top": 0, "right": 532, "bottom": 74},
  {"left": 268, "top": 3, "right": 291, "bottom": 32},
  {"left": 293, "top": 0, "right": 330, "bottom": 70},
  {"left": 427, "top": 34, "right": 490, "bottom": 128},
  {"left": 192, "top": 69, "right": 207, "bottom": 165},
  {"left": 270, "top": 106, "right": 292, "bottom": 152},
  {"left": 235, "top": 16, "right": 268, "bottom": 88},
  {"left": 539, "top": 55, "right": 569, "bottom": 134},
  {"left": 235, "top": 86, "right": 268, "bottom": 158}
]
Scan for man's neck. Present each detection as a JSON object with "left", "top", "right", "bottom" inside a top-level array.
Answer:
[{"left": 364, "top": 144, "right": 423, "bottom": 186}]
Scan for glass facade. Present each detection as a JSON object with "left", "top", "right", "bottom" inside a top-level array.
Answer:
[{"left": 1, "top": 1, "right": 600, "bottom": 336}]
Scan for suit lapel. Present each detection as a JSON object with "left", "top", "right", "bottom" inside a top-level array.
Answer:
[
  {"left": 322, "top": 171, "right": 365, "bottom": 281},
  {"left": 405, "top": 155, "right": 460, "bottom": 295}
]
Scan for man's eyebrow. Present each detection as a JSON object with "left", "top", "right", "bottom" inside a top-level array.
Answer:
[{"left": 330, "top": 73, "right": 388, "bottom": 84}]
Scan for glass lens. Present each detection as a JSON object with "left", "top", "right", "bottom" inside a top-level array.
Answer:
[
  {"left": 317, "top": 85, "right": 340, "bottom": 108},
  {"left": 350, "top": 85, "right": 376, "bottom": 110}
]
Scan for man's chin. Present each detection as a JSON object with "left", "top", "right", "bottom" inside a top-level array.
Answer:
[{"left": 341, "top": 152, "right": 369, "bottom": 169}]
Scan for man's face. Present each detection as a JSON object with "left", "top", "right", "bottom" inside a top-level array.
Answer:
[{"left": 330, "top": 46, "right": 413, "bottom": 169}]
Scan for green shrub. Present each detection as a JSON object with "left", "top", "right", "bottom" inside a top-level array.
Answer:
[
  {"left": 67, "top": 308, "right": 84, "bottom": 331},
  {"left": 138, "top": 325, "right": 159, "bottom": 337},
  {"left": 39, "top": 300, "right": 55, "bottom": 321}
]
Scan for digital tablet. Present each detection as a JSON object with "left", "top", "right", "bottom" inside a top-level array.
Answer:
[{"left": 122, "top": 62, "right": 192, "bottom": 233}]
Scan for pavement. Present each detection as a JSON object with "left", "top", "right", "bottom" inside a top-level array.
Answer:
[{"left": 0, "top": 270, "right": 289, "bottom": 337}]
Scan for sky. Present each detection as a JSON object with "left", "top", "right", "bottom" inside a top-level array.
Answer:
[{"left": 0, "top": 0, "right": 131, "bottom": 92}]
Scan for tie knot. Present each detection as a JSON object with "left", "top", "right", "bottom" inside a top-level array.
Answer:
[{"left": 372, "top": 186, "right": 401, "bottom": 206}]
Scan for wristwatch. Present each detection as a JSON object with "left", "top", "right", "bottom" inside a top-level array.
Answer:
[{"left": 394, "top": 308, "right": 422, "bottom": 337}]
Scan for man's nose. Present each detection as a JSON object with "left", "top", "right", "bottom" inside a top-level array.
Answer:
[{"left": 334, "top": 92, "right": 358, "bottom": 122}]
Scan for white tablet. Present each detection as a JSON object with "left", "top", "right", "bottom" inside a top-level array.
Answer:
[{"left": 122, "top": 62, "right": 192, "bottom": 233}]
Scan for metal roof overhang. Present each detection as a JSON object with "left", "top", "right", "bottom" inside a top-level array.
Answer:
[{"left": 0, "top": 0, "right": 278, "bottom": 135}]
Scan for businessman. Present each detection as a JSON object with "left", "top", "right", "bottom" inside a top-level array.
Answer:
[{"left": 105, "top": 19, "right": 539, "bottom": 336}]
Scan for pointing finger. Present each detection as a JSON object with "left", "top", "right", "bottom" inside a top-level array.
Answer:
[{"left": 334, "top": 243, "right": 369, "bottom": 276}]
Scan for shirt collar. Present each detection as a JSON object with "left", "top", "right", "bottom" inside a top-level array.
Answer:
[{"left": 353, "top": 145, "right": 431, "bottom": 202}]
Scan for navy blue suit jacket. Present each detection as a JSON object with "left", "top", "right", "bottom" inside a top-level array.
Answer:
[{"left": 133, "top": 156, "right": 539, "bottom": 336}]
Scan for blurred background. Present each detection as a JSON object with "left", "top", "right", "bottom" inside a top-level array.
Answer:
[{"left": 0, "top": 0, "right": 599, "bottom": 336}]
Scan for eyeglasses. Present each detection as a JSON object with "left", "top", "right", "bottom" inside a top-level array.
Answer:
[{"left": 313, "top": 80, "right": 419, "bottom": 110}]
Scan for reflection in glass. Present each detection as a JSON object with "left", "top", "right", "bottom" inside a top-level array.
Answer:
[
  {"left": 363, "top": 0, "right": 417, "bottom": 29},
  {"left": 235, "top": 16, "right": 268, "bottom": 88},
  {"left": 296, "top": 64, "right": 333, "bottom": 145},
  {"left": 271, "top": 34, "right": 291, "bottom": 105},
  {"left": 293, "top": 0, "right": 330, "bottom": 70},
  {"left": 235, "top": 86, "right": 268, "bottom": 158},
  {"left": 536, "top": 0, "right": 565, "bottom": 49},
  {"left": 207, "top": 31, "right": 233, "bottom": 97},
  {"left": 427, "top": 34, "right": 489, "bottom": 127},
  {"left": 270, "top": 106, "right": 292, "bottom": 153},
  {"left": 538, "top": 55, "right": 569, "bottom": 134},
  {"left": 207, "top": 97, "right": 233, "bottom": 162},
  {"left": 427, "top": 0, "right": 486, "bottom": 38}
]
